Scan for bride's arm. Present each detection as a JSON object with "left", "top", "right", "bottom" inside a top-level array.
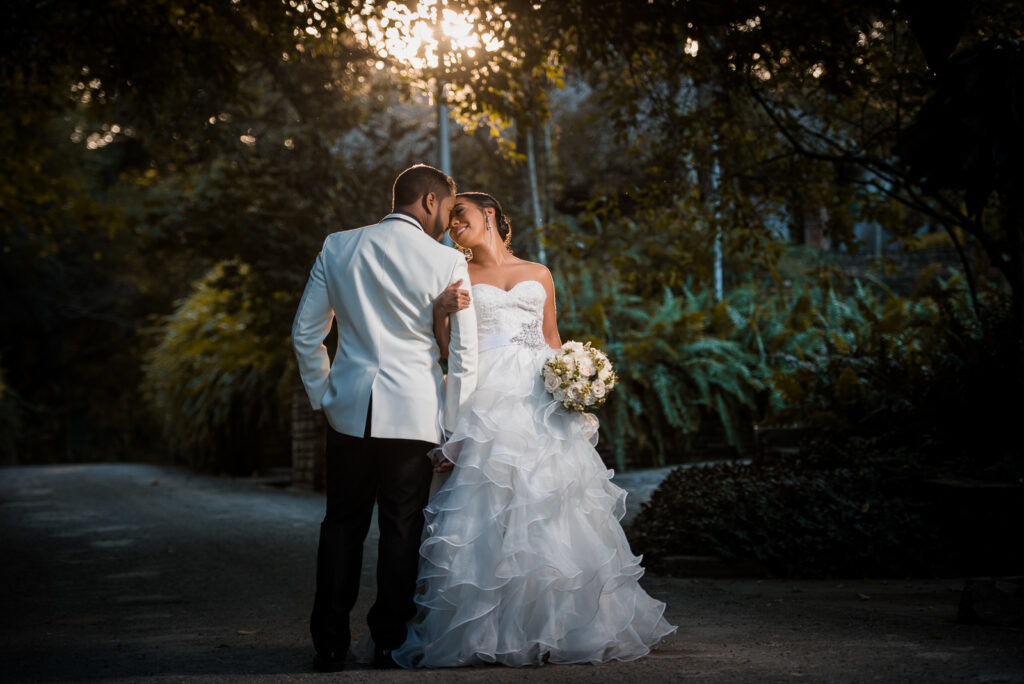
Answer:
[
  {"left": 539, "top": 268, "right": 563, "bottom": 349},
  {"left": 433, "top": 299, "right": 450, "bottom": 360},
  {"left": 433, "top": 278, "right": 471, "bottom": 359}
]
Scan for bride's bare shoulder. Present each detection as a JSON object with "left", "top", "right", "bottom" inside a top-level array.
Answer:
[
  {"left": 509, "top": 257, "right": 552, "bottom": 282},
  {"left": 530, "top": 263, "right": 555, "bottom": 288}
]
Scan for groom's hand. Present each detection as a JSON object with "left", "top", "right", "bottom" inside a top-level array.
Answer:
[
  {"left": 433, "top": 458, "right": 455, "bottom": 473},
  {"left": 434, "top": 279, "right": 471, "bottom": 315}
]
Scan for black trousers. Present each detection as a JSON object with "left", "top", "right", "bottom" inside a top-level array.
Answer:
[{"left": 309, "top": 401, "right": 435, "bottom": 654}]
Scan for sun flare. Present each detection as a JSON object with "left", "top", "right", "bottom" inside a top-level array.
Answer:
[{"left": 347, "top": 1, "right": 504, "bottom": 71}]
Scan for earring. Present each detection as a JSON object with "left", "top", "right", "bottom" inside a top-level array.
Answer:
[
  {"left": 454, "top": 239, "right": 473, "bottom": 261},
  {"left": 486, "top": 217, "right": 493, "bottom": 231}
]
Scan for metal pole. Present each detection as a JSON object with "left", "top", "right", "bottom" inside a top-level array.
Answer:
[
  {"left": 436, "top": 0, "right": 455, "bottom": 246},
  {"left": 437, "top": 80, "right": 451, "bottom": 176},
  {"left": 437, "top": 80, "right": 454, "bottom": 247}
]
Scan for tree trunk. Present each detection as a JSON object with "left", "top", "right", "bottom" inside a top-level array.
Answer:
[
  {"left": 543, "top": 118, "right": 555, "bottom": 235},
  {"left": 992, "top": 190, "right": 1024, "bottom": 363},
  {"left": 525, "top": 124, "right": 546, "bottom": 264}
]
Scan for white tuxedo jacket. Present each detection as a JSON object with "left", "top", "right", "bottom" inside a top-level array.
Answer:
[{"left": 291, "top": 214, "right": 478, "bottom": 443}]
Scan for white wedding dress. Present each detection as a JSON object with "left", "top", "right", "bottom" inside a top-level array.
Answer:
[{"left": 391, "top": 280, "right": 676, "bottom": 668}]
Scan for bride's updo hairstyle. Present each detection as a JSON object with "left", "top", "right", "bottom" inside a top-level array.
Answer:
[{"left": 457, "top": 192, "right": 513, "bottom": 254}]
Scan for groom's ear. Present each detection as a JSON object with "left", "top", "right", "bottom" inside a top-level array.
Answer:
[{"left": 421, "top": 191, "right": 437, "bottom": 215}]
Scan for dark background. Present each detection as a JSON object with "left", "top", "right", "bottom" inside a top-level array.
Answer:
[{"left": 2, "top": 0, "right": 1022, "bottom": 578}]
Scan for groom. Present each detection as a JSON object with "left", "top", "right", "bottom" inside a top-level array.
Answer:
[{"left": 292, "top": 164, "right": 478, "bottom": 671}]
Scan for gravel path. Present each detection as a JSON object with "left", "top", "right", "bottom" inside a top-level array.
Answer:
[{"left": 1, "top": 463, "right": 1021, "bottom": 683}]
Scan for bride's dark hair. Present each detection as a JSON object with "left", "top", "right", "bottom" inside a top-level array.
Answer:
[{"left": 457, "top": 192, "right": 513, "bottom": 253}]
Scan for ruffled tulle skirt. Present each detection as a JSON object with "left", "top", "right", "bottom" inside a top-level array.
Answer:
[{"left": 391, "top": 343, "right": 676, "bottom": 668}]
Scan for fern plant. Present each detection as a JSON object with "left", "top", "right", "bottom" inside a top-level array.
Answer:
[
  {"left": 555, "top": 261, "right": 764, "bottom": 469},
  {"left": 551, "top": 253, "right": 967, "bottom": 469}
]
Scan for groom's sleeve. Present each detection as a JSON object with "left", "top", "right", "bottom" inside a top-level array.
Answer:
[
  {"left": 442, "top": 257, "right": 478, "bottom": 432},
  {"left": 291, "top": 244, "right": 334, "bottom": 409}
]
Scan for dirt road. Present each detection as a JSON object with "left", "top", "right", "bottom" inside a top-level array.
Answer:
[{"left": 1, "top": 464, "right": 1020, "bottom": 683}]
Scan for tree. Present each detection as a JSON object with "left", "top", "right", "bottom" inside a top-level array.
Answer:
[
  {"left": 0, "top": 0, "right": 390, "bottom": 464},
  {"left": 483, "top": 0, "right": 1023, "bottom": 346}
]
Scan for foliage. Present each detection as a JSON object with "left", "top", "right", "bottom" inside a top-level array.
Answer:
[
  {"left": 0, "top": 110, "right": 165, "bottom": 460},
  {"left": 626, "top": 451, "right": 938, "bottom": 578},
  {"left": 553, "top": 199, "right": 1019, "bottom": 475},
  {"left": 5, "top": 0, "right": 1019, "bottom": 475},
  {"left": 768, "top": 275, "right": 1021, "bottom": 476},
  {"left": 1, "top": 0, "right": 425, "bottom": 463},
  {"left": 897, "top": 33, "right": 1024, "bottom": 337},
  {"left": 142, "top": 261, "right": 290, "bottom": 474},
  {"left": 554, "top": 249, "right": 766, "bottom": 469},
  {"left": 627, "top": 273, "right": 1022, "bottom": 577},
  {"left": 512, "top": 0, "right": 1024, "bottom": 352},
  {"left": 533, "top": 0, "right": 927, "bottom": 250},
  {"left": 551, "top": 196, "right": 896, "bottom": 470}
]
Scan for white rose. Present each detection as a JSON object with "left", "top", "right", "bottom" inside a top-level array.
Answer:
[
  {"left": 598, "top": 366, "right": 612, "bottom": 381},
  {"left": 577, "top": 356, "right": 596, "bottom": 378},
  {"left": 563, "top": 340, "right": 584, "bottom": 353},
  {"left": 543, "top": 372, "right": 560, "bottom": 392},
  {"left": 566, "top": 385, "right": 580, "bottom": 402},
  {"left": 553, "top": 387, "right": 567, "bottom": 403},
  {"left": 591, "top": 379, "right": 606, "bottom": 399},
  {"left": 562, "top": 354, "right": 577, "bottom": 371}
]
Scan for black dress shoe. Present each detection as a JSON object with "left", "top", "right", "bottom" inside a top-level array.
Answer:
[
  {"left": 313, "top": 650, "right": 346, "bottom": 672},
  {"left": 373, "top": 646, "right": 399, "bottom": 669}
]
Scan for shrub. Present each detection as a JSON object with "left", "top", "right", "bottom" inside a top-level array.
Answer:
[
  {"left": 626, "top": 275, "right": 1022, "bottom": 577},
  {"left": 766, "top": 274, "right": 1022, "bottom": 476},
  {"left": 627, "top": 448, "right": 939, "bottom": 578},
  {"left": 142, "top": 260, "right": 291, "bottom": 474}
]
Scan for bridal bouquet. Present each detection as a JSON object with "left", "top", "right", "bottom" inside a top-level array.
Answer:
[{"left": 541, "top": 341, "right": 616, "bottom": 411}]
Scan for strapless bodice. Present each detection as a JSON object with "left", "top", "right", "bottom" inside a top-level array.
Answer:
[{"left": 472, "top": 280, "right": 547, "bottom": 352}]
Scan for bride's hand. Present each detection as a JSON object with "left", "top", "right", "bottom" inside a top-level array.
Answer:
[
  {"left": 432, "top": 440, "right": 459, "bottom": 473},
  {"left": 434, "top": 279, "right": 471, "bottom": 316}
]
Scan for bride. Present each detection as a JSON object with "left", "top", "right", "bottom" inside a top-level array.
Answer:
[{"left": 389, "top": 192, "right": 676, "bottom": 668}]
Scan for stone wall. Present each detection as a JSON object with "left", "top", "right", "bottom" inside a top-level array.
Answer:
[{"left": 290, "top": 374, "right": 325, "bottom": 491}]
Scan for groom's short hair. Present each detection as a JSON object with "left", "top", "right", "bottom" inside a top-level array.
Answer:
[{"left": 393, "top": 164, "right": 456, "bottom": 209}]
